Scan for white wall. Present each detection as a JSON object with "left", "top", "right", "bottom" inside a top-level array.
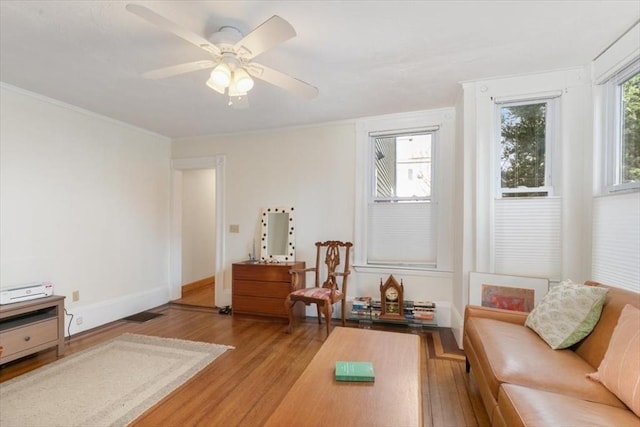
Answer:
[
  {"left": 463, "top": 67, "right": 592, "bottom": 277},
  {"left": 173, "top": 123, "right": 355, "bottom": 308},
  {"left": 591, "top": 22, "right": 640, "bottom": 292},
  {"left": 181, "top": 169, "right": 216, "bottom": 285},
  {"left": 173, "top": 116, "right": 457, "bottom": 326},
  {"left": 0, "top": 85, "right": 171, "bottom": 335},
  {"left": 456, "top": 68, "right": 593, "bottom": 345},
  {"left": 353, "top": 109, "right": 456, "bottom": 326}
]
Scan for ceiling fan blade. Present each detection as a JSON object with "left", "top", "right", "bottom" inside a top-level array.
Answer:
[
  {"left": 126, "top": 4, "right": 221, "bottom": 57},
  {"left": 234, "top": 15, "right": 296, "bottom": 60},
  {"left": 247, "top": 63, "right": 318, "bottom": 99},
  {"left": 142, "top": 60, "right": 216, "bottom": 79}
]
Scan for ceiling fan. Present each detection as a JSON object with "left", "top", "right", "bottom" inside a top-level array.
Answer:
[{"left": 126, "top": 4, "right": 318, "bottom": 109}]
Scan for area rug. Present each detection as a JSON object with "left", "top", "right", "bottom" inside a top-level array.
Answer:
[{"left": 0, "top": 333, "right": 233, "bottom": 427}]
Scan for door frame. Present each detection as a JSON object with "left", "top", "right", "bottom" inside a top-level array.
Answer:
[{"left": 170, "top": 156, "right": 226, "bottom": 307}]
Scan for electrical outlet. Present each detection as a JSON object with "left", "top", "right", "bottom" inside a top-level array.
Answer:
[
  {"left": 76, "top": 316, "right": 83, "bottom": 325},
  {"left": 72, "top": 290, "right": 80, "bottom": 302},
  {"left": 229, "top": 224, "right": 240, "bottom": 233}
]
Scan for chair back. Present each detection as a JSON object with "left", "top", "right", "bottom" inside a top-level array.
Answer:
[{"left": 313, "top": 241, "right": 353, "bottom": 294}]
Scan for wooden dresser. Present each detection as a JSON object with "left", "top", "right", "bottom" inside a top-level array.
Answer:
[{"left": 232, "top": 261, "right": 305, "bottom": 320}]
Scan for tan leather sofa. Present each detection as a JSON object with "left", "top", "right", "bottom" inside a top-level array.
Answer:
[{"left": 463, "top": 281, "right": 640, "bottom": 427}]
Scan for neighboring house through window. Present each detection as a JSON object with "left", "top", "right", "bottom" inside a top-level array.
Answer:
[
  {"left": 355, "top": 109, "right": 454, "bottom": 272},
  {"left": 368, "top": 130, "right": 436, "bottom": 267}
]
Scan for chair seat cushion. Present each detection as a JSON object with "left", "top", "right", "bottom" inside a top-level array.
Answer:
[{"left": 290, "top": 287, "right": 343, "bottom": 301}]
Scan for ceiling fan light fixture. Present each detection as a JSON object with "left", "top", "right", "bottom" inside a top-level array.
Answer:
[
  {"left": 205, "top": 76, "right": 226, "bottom": 95},
  {"left": 228, "top": 84, "right": 247, "bottom": 98},
  {"left": 210, "top": 63, "right": 231, "bottom": 87},
  {"left": 233, "top": 68, "right": 254, "bottom": 93}
]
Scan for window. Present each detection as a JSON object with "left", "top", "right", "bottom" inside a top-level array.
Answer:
[
  {"left": 492, "top": 96, "right": 561, "bottom": 278},
  {"left": 374, "top": 133, "right": 433, "bottom": 201},
  {"left": 368, "top": 129, "right": 437, "bottom": 267},
  {"left": 605, "top": 60, "right": 640, "bottom": 192},
  {"left": 497, "top": 99, "right": 557, "bottom": 197}
]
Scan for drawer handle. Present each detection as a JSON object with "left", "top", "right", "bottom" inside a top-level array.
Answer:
[{"left": 24, "top": 336, "right": 31, "bottom": 342}]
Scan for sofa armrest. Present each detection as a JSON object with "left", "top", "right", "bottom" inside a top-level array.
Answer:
[{"left": 464, "top": 304, "right": 528, "bottom": 326}]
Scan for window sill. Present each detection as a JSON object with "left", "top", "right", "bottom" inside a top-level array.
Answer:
[
  {"left": 605, "top": 183, "right": 640, "bottom": 195},
  {"left": 353, "top": 264, "right": 453, "bottom": 278}
]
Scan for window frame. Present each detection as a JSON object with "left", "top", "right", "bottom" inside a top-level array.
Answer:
[
  {"left": 603, "top": 59, "right": 640, "bottom": 193},
  {"left": 494, "top": 96, "right": 560, "bottom": 198},
  {"left": 354, "top": 109, "right": 453, "bottom": 274}
]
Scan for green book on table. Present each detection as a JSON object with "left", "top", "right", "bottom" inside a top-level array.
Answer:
[{"left": 335, "top": 361, "right": 375, "bottom": 382}]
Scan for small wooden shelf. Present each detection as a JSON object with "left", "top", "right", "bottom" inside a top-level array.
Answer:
[
  {"left": 348, "top": 313, "right": 438, "bottom": 328},
  {"left": 0, "top": 295, "right": 65, "bottom": 364}
]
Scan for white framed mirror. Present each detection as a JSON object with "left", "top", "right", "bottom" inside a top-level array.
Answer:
[{"left": 260, "top": 207, "right": 295, "bottom": 262}]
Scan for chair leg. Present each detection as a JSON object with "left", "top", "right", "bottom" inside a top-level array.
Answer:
[
  {"left": 285, "top": 296, "right": 293, "bottom": 334},
  {"left": 341, "top": 300, "right": 346, "bottom": 327},
  {"left": 316, "top": 305, "right": 322, "bottom": 324},
  {"left": 324, "top": 303, "right": 332, "bottom": 336}
]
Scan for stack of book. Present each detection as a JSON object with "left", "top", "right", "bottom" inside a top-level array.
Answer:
[
  {"left": 351, "top": 296, "right": 372, "bottom": 317},
  {"left": 370, "top": 300, "right": 382, "bottom": 318},
  {"left": 349, "top": 297, "right": 437, "bottom": 324},
  {"left": 412, "top": 301, "right": 436, "bottom": 321}
]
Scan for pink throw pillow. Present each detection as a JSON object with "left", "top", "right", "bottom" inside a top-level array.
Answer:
[{"left": 587, "top": 304, "right": 640, "bottom": 417}]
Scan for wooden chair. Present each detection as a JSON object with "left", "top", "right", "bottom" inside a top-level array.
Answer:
[{"left": 285, "top": 241, "right": 353, "bottom": 336}]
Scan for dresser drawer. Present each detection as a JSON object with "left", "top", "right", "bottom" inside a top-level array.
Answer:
[
  {"left": 233, "top": 263, "right": 302, "bottom": 282},
  {"left": 0, "top": 318, "right": 58, "bottom": 358},
  {"left": 233, "top": 295, "right": 288, "bottom": 317},
  {"left": 233, "top": 280, "right": 291, "bottom": 298}
]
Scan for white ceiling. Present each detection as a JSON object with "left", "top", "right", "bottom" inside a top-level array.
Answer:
[{"left": 1, "top": 1, "right": 638, "bottom": 139}]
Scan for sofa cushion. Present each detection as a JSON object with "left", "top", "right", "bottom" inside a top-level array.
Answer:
[
  {"left": 525, "top": 280, "right": 608, "bottom": 349},
  {"left": 497, "top": 384, "right": 640, "bottom": 427},
  {"left": 587, "top": 304, "right": 640, "bottom": 417},
  {"left": 465, "top": 316, "right": 625, "bottom": 408},
  {"left": 573, "top": 283, "right": 640, "bottom": 371}
]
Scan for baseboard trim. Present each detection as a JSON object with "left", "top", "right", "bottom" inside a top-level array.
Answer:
[
  {"left": 64, "top": 286, "right": 169, "bottom": 336},
  {"left": 182, "top": 276, "right": 215, "bottom": 296}
]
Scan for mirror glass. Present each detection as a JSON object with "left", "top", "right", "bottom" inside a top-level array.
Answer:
[{"left": 260, "top": 207, "right": 295, "bottom": 262}]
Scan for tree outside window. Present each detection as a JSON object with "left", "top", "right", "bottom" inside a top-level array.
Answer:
[
  {"left": 499, "top": 101, "right": 551, "bottom": 197},
  {"left": 622, "top": 72, "right": 640, "bottom": 184}
]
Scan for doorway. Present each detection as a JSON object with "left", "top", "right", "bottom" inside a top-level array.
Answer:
[
  {"left": 170, "top": 157, "right": 226, "bottom": 309},
  {"left": 173, "top": 168, "right": 216, "bottom": 307}
]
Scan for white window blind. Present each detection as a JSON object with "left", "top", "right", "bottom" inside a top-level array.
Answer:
[
  {"left": 592, "top": 193, "right": 640, "bottom": 292},
  {"left": 494, "top": 197, "right": 561, "bottom": 278},
  {"left": 367, "top": 202, "right": 435, "bottom": 266}
]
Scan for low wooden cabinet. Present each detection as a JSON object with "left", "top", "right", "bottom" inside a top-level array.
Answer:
[
  {"left": 0, "top": 295, "right": 66, "bottom": 364},
  {"left": 232, "top": 261, "right": 305, "bottom": 320}
]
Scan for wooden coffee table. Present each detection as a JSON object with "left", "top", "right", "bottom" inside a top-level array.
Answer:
[{"left": 265, "top": 326, "right": 422, "bottom": 427}]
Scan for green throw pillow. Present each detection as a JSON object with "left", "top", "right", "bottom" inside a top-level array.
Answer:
[{"left": 525, "top": 280, "right": 608, "bottom": 349}]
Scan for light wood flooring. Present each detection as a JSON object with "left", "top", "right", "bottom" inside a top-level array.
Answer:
[
  {"left": 0, "top": 303, "right": 490, "bottom": 427},
  {"left": 171, "top": 279, "right": 215, "bottom": 308}
]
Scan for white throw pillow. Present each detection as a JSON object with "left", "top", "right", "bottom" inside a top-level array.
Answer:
[{"left": 525, "top": 280, "right": 608, "bottom": 349}]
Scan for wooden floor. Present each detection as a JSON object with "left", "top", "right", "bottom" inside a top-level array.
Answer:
[
  {"left": 0, "top": 304, "right": 490, "bottom": 427},
  {"left": 171, "top": 280, "right": 215, "bottom": 308}
]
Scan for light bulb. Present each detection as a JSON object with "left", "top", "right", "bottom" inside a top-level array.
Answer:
[
  {"left": 210, "top": 63, "right": 231, "bottom": 87},
  {"left": 233, "top": 68, "right": 254, "bottom": 92},
  {"left": 206, "top": 77, "right": 225, "bottom": 94}
]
